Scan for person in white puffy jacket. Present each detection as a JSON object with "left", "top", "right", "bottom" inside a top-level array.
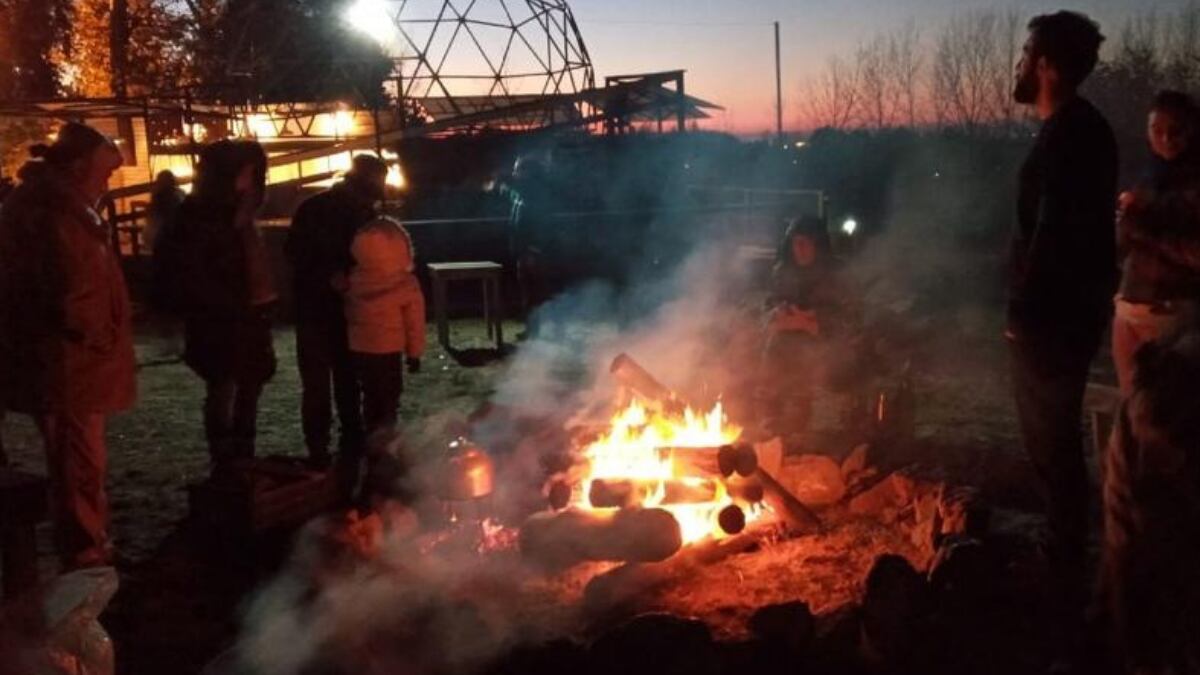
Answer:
[{"left": 342, "top": 215, "right": 426, "bottom": 441}]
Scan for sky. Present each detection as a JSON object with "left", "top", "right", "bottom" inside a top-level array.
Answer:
[{"left": 567, "top": 0, "right": 1196, "bottom": 134}]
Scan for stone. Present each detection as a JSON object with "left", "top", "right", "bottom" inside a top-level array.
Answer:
[
  {"left": 935, "top": 486, "right": 990, "bottom": 546},
  {"left": 779, "top": 454, "right": 846, "bottom": 506},
  {"left": 748, "top": 601, "right": 816, "bottom": 656},
  {"left": 848, "top": 472, "right": 916, "bottom": 517},
  {"left": 860, "top": 554, "right": 934, "bottom": 669},
  {"left": 589, "top": 613, "right": 720, "bottom": 675},
  {"left": 841, "top": 443, "right": 870, "bottom": 478}
]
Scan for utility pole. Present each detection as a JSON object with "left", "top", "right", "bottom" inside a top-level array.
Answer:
[{"left": 774, "top": 21, "right": 783, "bottom": 141}]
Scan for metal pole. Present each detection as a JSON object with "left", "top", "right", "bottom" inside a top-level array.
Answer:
[{"left": 774, "top": 21, "right": 783, "bottom": 140}]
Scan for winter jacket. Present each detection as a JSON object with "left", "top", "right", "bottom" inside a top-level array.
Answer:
[
  {"left": 1101, "top": 335, "right": 1200, "bottom": 670},
  {"left": 344, "top": 216, "right": 426, "bottom": 356},
  {"left": 285, "top": 181, "right": 376, "bottom": 324},
  {"left": 1009, "top": 96, "right": 1119, "bottom": 343},
  {"left": 1117, "top": 155, "right": 1200, "bottom": 305},
  {"left": 0, "top": 161, "right": 136, "bottom": 414},
  {"left": 176, "top": 198, "right": 276, "bottom": 383}
]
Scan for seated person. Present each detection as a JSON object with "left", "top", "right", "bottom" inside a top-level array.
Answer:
[{"left": 759, "top": 217, "right": 860, "bottom": 445}]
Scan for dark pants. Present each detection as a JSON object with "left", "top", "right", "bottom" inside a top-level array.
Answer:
[
  {"left": 204, "top": 376, "right": 265, "bottom": 466},
  {"left": 351, "top": 351, "right": 404, "bottom": 438},
  {"left": 296, "top": 320, "right": 363, "bottom": 460},
  {"left": 1009, "top": 328, "right": 1103, "bottom": 605},
  {"left": 37, "top": 412, "right": 111, "bottom": 569}
]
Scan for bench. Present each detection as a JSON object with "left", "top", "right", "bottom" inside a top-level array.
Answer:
[
  {"left": 0, "top": 469, "right": 48, "bottom": 599},
  {"left": 427, "top": 262, "right": 505, "bottom": 351}
]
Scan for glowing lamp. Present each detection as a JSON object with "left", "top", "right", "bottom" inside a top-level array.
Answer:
[{"left": 841, "top": 218, "right": 858, "bottom": 236}]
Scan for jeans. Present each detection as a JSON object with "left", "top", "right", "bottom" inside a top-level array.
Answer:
[
  {"left": 296, "top": 320, "right": 363, "bottom": 460},
  {"left": 37, "top": 412, "right": 111, "bottom": 569},
  {"left": 1009, "top": 327, "right": 1103, "bottom": 606},
  {"left": 204, "top": 376, "right": 265, "bottom": 466},
  {"left": 351, "top": 351, "right": 404, "bottom": 438},
  {"left": 1112, "top": 300, "right": 1180, "bottom": 397}
]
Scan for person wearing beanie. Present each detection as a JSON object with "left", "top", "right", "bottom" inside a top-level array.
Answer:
[
  {"left": 174, "top": 139, "right": 277, "bottom": 478},
  {"left": 0, "top": 122, "right": 133, "bottom": 570}
]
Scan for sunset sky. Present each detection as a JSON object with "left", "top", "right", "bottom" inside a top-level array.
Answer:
[{"left": 569, "top": 0, "right": 1195, "bottom": 134}]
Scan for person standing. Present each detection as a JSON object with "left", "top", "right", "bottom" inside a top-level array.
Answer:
[
  {"left": 1112, "top": 91, "right": 1200, "bottom": 395},
  {"left": 1007, "top": 9, "right": 1118, "bottom": 647},
  {"left": 285, "top": 155, "right": 387, "bottom": 469},
  {"left": 342, "top": 215, "right": 425, "bottom": 498},
  {"left": 0, "top": 123, "right": 133, "bottom": 570},
  {"left": 176, "top": 140, "right": 276, "bottom": 479}
]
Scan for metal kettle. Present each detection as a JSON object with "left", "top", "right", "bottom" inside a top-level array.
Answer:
[{"left": 440, "top": 437, "right": 494, "bottom": 501}]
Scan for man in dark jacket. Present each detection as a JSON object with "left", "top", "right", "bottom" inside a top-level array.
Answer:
[
  {"left": 285, "top": 155, "right": 388, "bottom": 469},
  {"left": 1007, "top": 9, "right": 1118, "bottom": 637},
  {"left": 0, "top": 124, "right": 133, "bottom": 570}
]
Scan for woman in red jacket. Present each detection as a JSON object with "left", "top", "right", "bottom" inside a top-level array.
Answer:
[{"left": 0, "top": 123, "right": 133, "bottom": 570}]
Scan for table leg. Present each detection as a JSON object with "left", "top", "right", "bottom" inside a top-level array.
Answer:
[
  {"left": 493, "top": 274, "right": 505, "bottom": 349},
  {"left": 482, "top": 278, "right": 492, "bottom": 341},
  {"left": 434, "top": 276, "right": 450, "bottom": 350}
]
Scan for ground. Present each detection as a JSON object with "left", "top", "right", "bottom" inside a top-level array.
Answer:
[{"left": 0, "top": 311, "right": 1115, "bottom": 674}]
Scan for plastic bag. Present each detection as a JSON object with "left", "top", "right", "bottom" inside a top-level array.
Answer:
[{"left": 0, "top": 567, "right": 118, "bottom": 675}]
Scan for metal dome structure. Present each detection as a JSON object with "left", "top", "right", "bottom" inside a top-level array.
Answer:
[{"left": 346, "top": 0, "right": 596, "bottom": 126}]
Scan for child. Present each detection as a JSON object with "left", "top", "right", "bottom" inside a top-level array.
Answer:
[
  {"left": 343, "top": 215, "right": 426, "bottom": 442},
  {"left": 1113, "top": 90, "right": 1200, "bottom": 395}
]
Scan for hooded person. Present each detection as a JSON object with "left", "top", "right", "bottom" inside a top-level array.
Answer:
[
  {"left": 175, "top": 139, "right": 277, "bottom": 478},
  {"left": 285, "top": 154, "right": 388, "bottom": 469},
  {"left": 1099, "top": 318, "right": 1200, "bottom": 672},
  {"left": 340, "top": 214, "right": 425, "bottom": 499},
  {"left": 759, "top": 216, "right": 855, "bottom": 445},
  {"left": 0, "top": 122, "right": 132, "bottom": 570}
]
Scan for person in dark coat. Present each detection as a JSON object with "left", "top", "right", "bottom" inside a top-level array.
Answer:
[
  {"left": 1112, "top": 91, "right": 1200, "bottom": 395},
  {"left": 285, "top": 155, "right": 387, "bottom": 469},
  {"left": 176, "top": 140, "right": 276, "bottom": 478},
  {"left": 760, "top": 217, "right": 855, "bottom": 445},
  {"left": 1100, "top": 320, "right": 1200, "bottom": 673},
  {"left": 1007, "top": 9, "right": 1118, "bottom": 655},
  {"left": 0, "top": 123, "right": 133, "bottom": 570}
]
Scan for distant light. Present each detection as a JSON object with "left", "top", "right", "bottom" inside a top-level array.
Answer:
[
  {"left": 333, "top": 109, "right": 356, "bottom": 137},
  {"left": 344, "top": 0, "right": 395, "bottom": 48},
  {"left": 794, "top": 141, "right": 807, "bottom": 149},
  {"left": 842, "top": 218, "right": 858, "bottom": 236}
]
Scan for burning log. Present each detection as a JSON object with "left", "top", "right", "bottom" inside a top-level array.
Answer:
[
  {"left": 609, "top": 353, "right": 687, "bottom": 414},
  {"left": 725, "top": 475, "right": 765, "bottom": 504},
  {"left": 520, "top": 507, "right": 683, "bottom": 569},
  {"left": 717, "top": 504, "right": 746, "bottom": 534},
  {"left": 587, "top": 478, "right": 719, "bottom": 509},
  {"left": 757, "top": 464, "right": 822, "bottom": 534},
  {"left": 669, "top": 445, "right": 758, "bottom": 478}
]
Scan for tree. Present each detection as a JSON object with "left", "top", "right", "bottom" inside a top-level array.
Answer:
[
  {"left": 885, "top": 21, "right": 924, "bottom": 128},
  {"left": 856, "top": 36, "right": 892, "bottom": 128},
  {"left": 931, "top": 10, "right": 1017, "bottom": 131},
  {"left": 0, "top": 0, "right": 73, "bottom": 98},
  {"left": 802, "top": 55, "right": 861, "bottom": 131}
]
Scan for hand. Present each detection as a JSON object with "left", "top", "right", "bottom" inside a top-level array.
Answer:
[{"left": 406, "top": 357, "right": 421, "bottom": 374}]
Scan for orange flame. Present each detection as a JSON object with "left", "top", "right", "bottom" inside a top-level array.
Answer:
[{"left": 573, "top": 401, "right": 753, "bottom": 545}]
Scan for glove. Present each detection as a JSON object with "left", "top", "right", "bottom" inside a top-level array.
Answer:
[{"left": 406, "top": 357, "right": 421, "bottom": 374}]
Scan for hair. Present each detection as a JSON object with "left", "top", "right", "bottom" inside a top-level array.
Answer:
[
  {"left": 154, "top": 169, "right": 178, "bottom": 186},
  {"left": 1151, "top": 89, "right": 1199, "bottom": 122},
  {"left": 40, "top": 122, "right": 118, "bottom": 169},
  {"left": 1028, "top": 11, "right": 1105, "bottom": 89},
  {"left": 776, "top": 215, "right": 831, "bottom": 267},
  {"left": 191, "top": 139, "right": 267, "bottom": 209},
  {"left": 349, "top": 153, "right": 388, "bottom": 179}
]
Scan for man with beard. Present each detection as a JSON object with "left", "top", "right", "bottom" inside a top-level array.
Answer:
[
  {"left": 285, "top": 155, "right": 388, "bottom": 474},
  {"left": 1007, "top": 10, "right": 1118, "bottom": 663}
]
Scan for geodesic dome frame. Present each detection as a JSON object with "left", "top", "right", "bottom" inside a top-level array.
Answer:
[{"left": 376, "top": 0, "right": 596, "bottom": 121}]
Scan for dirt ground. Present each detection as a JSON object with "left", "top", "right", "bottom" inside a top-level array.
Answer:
[{"left": 0, "top": 309, "right": 1116, "bottom": 674}]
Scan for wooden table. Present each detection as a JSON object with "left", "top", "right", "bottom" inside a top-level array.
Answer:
[
  {"left": 427, "top": 261, "right": 505, "bottom": 351},
  {"left": 0, "top": 469, "right": 48, "bottom": 599}
]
